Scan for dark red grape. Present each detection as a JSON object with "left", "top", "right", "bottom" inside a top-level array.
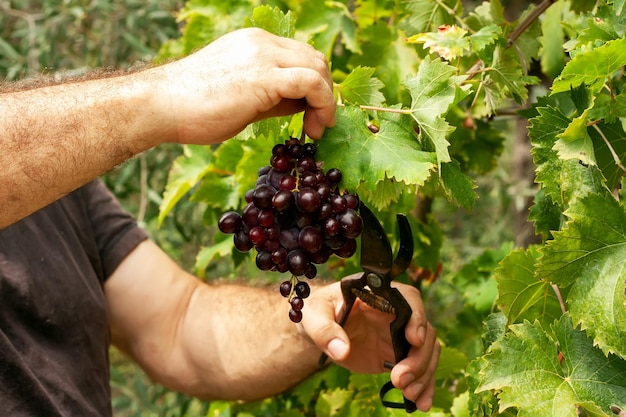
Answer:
[
  {"left": 290, "top": 297, "right": 304, "bottom": 311},
  {"left": 253, "top": 184, "right": 276, "bottom": 209},
  {"left": 296, "top": 188, "right": 321, "bottom": 213},
  {"left": 279, "top": 280, "right": 292, "bottom": 297},
  {"left": 272, "top": 189, "right": 294, "bottom": 212},
  {"left": 326, "top": 168, "right": 342, "bottom": 184},
  {"left": 287, "top": 249, "right": 309, "bottom": 276},
  {"left": 338, "top": 208, "right": 363, "bottom": 238},
  {"left": 256, "top": 251, "right": 274, "bottom": 271},
  {"left": 334, "top": 238, "right": 357, "bottom": 258},
  {"left": 233, "top": 230, "right": 253, "bottom": 252},
  {"left": 289, "top": 308, "right": 303, "bottom": 323},
  {"left": 218, "top": 211, "right": 242, "bottom": 234},
  {"left": 298, "top": 225, "right": 323, "bottom": 253},
  {"left": 295, "top": 281, "right": 310, "bottom": 298}
]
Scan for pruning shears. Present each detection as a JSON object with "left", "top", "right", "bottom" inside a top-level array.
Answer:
[{"left": 319, "top": 203, "right": 417, "bottom": 413}]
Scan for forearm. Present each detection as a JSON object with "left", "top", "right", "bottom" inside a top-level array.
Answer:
[
  {"left": 175, "top": 283, "right": 322, "bottom": 401},
  {"left": 0, "top": 70, "right": 169, "bottom": 229}
]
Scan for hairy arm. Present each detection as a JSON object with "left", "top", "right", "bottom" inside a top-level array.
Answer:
[
  {"left": 0, "top": 28, "right": 335, "bottom": 229},
  {"left": 104, "top": 239, "right": 438, "bottom": 409},
  {"left": 0, "top": 71, "right": 167, "bottom": 230}
]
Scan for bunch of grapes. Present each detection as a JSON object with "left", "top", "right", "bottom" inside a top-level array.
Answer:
[{"left": 218, "top": 138, "right": 363, "bottom": 323}]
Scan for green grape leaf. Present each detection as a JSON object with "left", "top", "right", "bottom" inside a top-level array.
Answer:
[
  {"left": 453, "top": 243, "right": 511, "bottom": 313},
  {"left": 194, "top": 238, "right": 234, "bottom": 279},
  {"left": 159, "top": 145, "right": 212, "bottom": 226},
  {"left": 435, "top": 345, "right": 470, "bottom": 380},
  {"left": 406, "top": 25, "right": 470, "bottom": 60},
  {"left": 317, "top": 106, "right": 436, "bottom": 204},
  {"left": 397, "top": 0, "right": 456, "bottom": 34},
  {"left": 448, "top": 110, "right": 506, "bottom": 175},
  {"left": 297, "top": 0, "right": 360, "bottom": 56},
  {"left": 554, "top": 108, "right": 597, "bottom": 166},
  {"left": 469, "top": 24, "right": 502, "bottom": 52},
  {"left": 358, "top": 177, "right": 412, "bottom": 211},
  {"left": 476, "top": 316, "right": 626, "bottom": 416},
  {"left": 539, "top": 0, "right": 566, "bottom": 79},
  {"left": 552, "top": 38, "right": 626, "bottom": 94},
  {"left": 439, "top": 158, "right": 477, "bottom": 210},
  {"left": 314, "top": 388, "right": 353, "bottom": 417},
  {"left": 589, "top": 121, "right": 626, "bottom": 191},
  {"left": 529, "top": 104, "right": 606, "bottom": 207},
  {"left": 243, "top": 5, "right": 295, "bottom": 38},
  {"left": 354, "top": 0, "right": 394, "bottom": 28},
  {"left": 495, "top": 246, "right": 563, "bottom": 326},
  {"left": 190, "top": 175, "right": 240, "bottom": 211},
  {"left": 486, "top": 46, "right": 533, "bottom": 106},
  {"left": 537, "top": 193, "right": 626, "bottom": 359},
  {"left": 347, "top": 23, "right": 420, "bottom": 105},
  {"left": 405, "top": 56, "right": 471, "bottom": 165},
  {"left": 337, "top": 66, "right": 386, "bottom": 107}
]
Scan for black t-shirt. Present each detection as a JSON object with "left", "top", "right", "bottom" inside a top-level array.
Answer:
[{"left": 0, "top": 180, "right": 148, "bottom": 416}]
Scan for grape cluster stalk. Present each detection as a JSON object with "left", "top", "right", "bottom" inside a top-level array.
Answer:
[{"left": 218, "top": 138, "right": 363, "bottom": 322}]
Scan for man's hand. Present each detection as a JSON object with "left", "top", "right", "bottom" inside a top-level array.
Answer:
[
  {"left": 301, "top": 279, "right": 439, "bottom": 412},
  {"left": 154, "top": 27, "right": 336, "bottom": 145},
  {"left": 0, "top": 27, "right": 336, "bottom": 229}
]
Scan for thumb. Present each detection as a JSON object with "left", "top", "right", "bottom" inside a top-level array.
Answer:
[{"left": 302, "top": 305, "right": 351, "bottom": 362}]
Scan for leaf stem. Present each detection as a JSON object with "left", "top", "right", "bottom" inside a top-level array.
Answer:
[
  {"left": 551, "top": 284, "right": 567, "bottom": 315},
  {"left": 359, "top": 105, "right": 412, "bottom": 114}
]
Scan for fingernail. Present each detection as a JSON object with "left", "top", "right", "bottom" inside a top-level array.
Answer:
[
  {"left": 398, "top": 373, "right": 415, "bottom": 388},
  {"left": 327, "top": 338, "right": 349, "bottom": 361}
]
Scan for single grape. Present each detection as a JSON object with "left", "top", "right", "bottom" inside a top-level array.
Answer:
[
  {"left": 255, "top": 251, "right": 274, "bottom": 271},
  {"left": 287, "top": 249, "right": 309, "bottom": 276},
  {"left": 303, "top": 142, "right": 317, "bottom": 156},
  {"left": 296, "top": 188, "right": 321, "bottom": 213},
  {"left": 290, "top": 297, "right": 304, "bottom": 311},
  {"left": 272, "top": 143, "right": 288, "bottom": 156},
  {"left": 298, "top": 225, "right": 323, "bottom": 253},
  {"left": 304, "top": 263, "right": 317, "bottom": 279},
  {"left": 253, "top": 184, "right": 276, "bottom": 209},
  {"left": 289, "top": 308, "right": 303, "bottom": 323},
  {"left": 330, "top": 194, "right": 347, "bottom": 214},
  {"left": 271, "top": 247, "right": 288, "bottom": 265},
  {"left": 248, "top": 226, "right": 266, "bottom": 247},
  {"left": 257, "top": 209, "right": 274, "bottom": 227},
  {"left": 326, "top": 168, "right": 342, "bottom": 184},
  {"left": 334, "top": 238, "right": 357, "bottom": 258},
  {"left": 288, "top": 143, "right": 304, "bottom": 159},
  {"left": 295, "top": 281, "right": 310, "bottom": 298},
  {"left": 309, "top": 246, "right": 331, "bottom": 265},
  {"left": 272, "top": 154, "right": 292, "bottom": 172},
  {"left": 345, "top": 193, "right": 359, "bottom": 210},
  {"left": 323, "top": 217, "right": 340, "bottom": 237},
  {"left": 258, "top": 165, "right": 271, "bottom": 176},
  {"left": 338, "top": 208, "right": 363, "bottom": 238},
  {"left": 278, "top": 174, "right": 297, "bottom": 191},
  {"left": 242, "top": 203, "right": 260, "bottom": 226},
  {"left": 217, "top": 211, "right": 242, "bottom": 234},
  {"left": 279, "top": 280, "right": 292, "bottom": 297},
  {"left": 297, "top": 156, "right": 316, "bottom": 173},
  {"left": 272, "top": 189, "right": 294, "bottom": 212},
  {"left": 233, "top": 230, "right": 253, "bottom": 252}
]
